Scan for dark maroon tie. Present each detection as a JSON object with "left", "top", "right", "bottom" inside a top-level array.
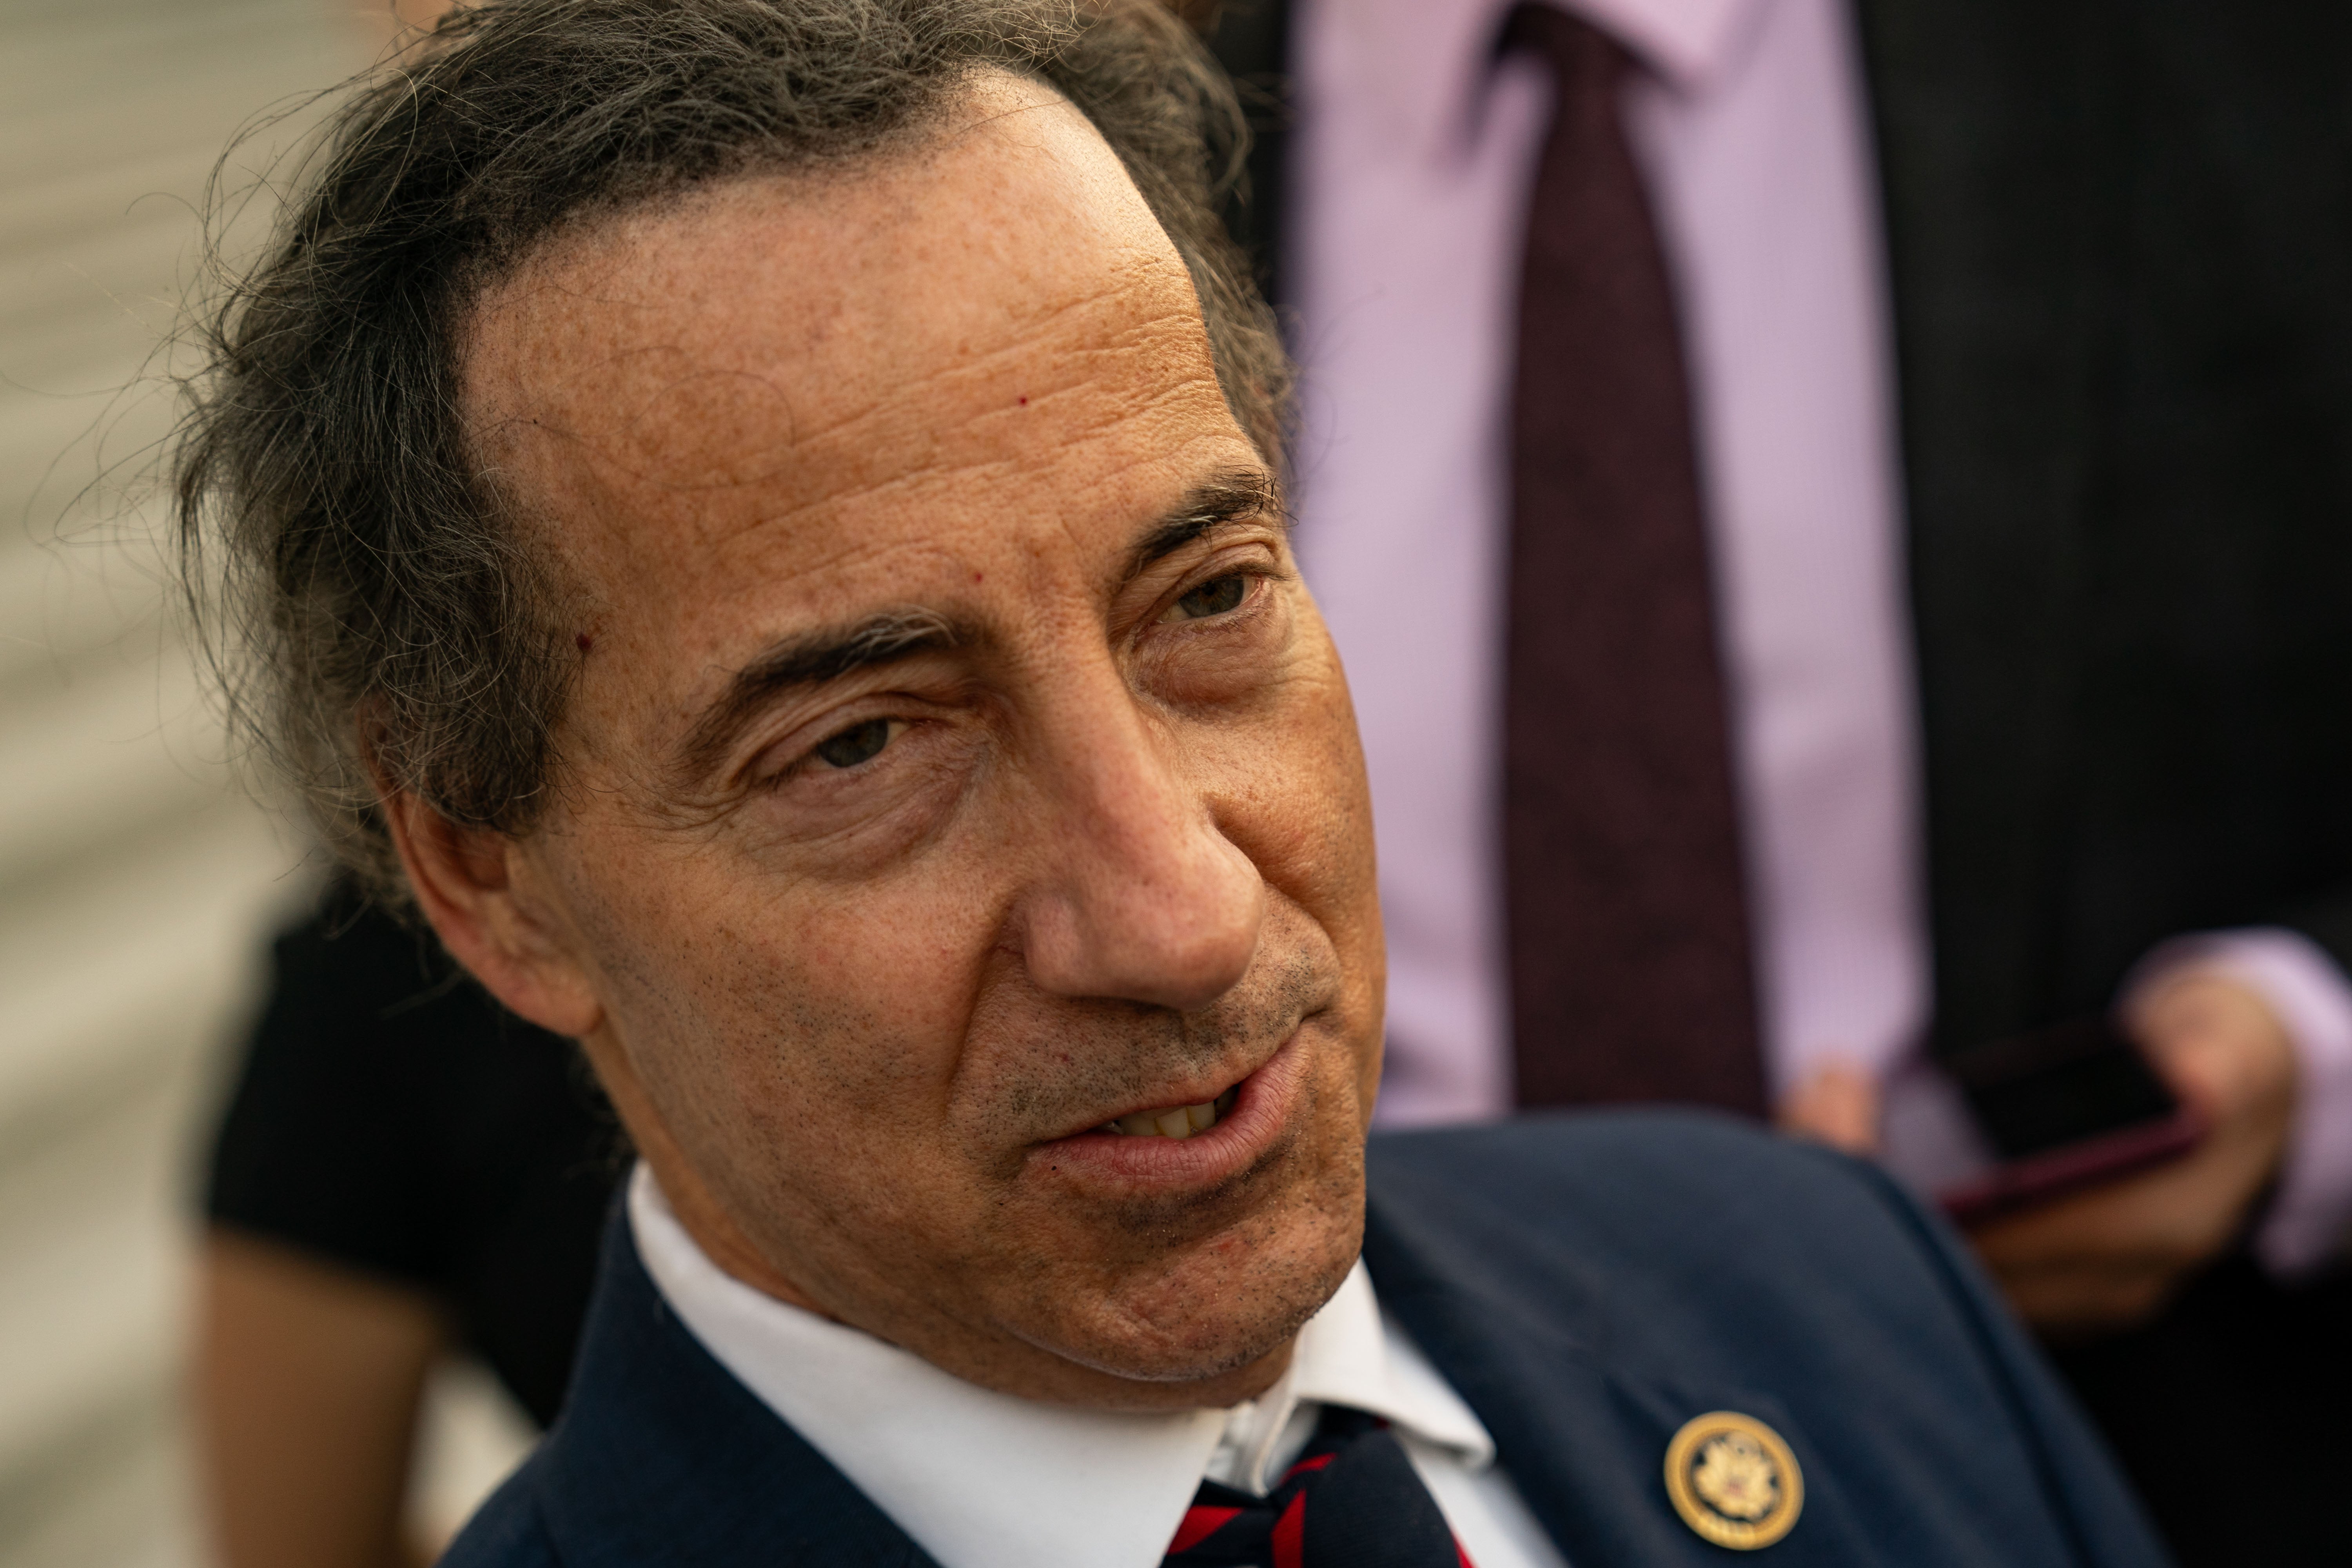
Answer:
[
  {"left": 1161, "top": 1407, "right": 1469, "bottom": 1568},
  {"left": 1499, "top": 5, "right": 1765, "bottom": 1116}
]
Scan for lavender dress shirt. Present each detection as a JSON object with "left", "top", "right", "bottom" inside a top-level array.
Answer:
[{"left": 1285, "top": 0, "right": 2352, "bottom": 1273}]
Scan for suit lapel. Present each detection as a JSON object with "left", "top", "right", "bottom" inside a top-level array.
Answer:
[
  {"left": 543, "top": 1184, "right": 1845, "bottom": 1568},
  {"left": 544, "top": 1203, "right": 1839, "bottom": 1566},
  {"left": 1363, "top": 1187, "right": 1881, "bottom": 1566},
  {"left": 535, "top": 1212, "right": 941, "bottom": 1568}
]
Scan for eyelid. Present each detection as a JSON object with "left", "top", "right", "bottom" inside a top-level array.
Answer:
[
  {"left": 1144, "top": 538, "right": 1288, "bottom": 615},
  {"left": 742, "top": 697, "right": 925, "bottom": 791},
  {"left": 719, "top": 653, "right": 973, "bottom": 788},
  {"left": 1167, "top": 553, "right": 1285, "bottom": 618}
]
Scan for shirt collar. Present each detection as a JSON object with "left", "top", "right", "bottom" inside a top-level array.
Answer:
[
  {"left": 1315, "top": 0, "right": 1773, "bottom": 157},
  {"left": 1573, "top": 0, "right": 1771, "bottom": 85},
  {"left": 628, "top": 1164, "right": 1494, "bottom": 1568},
  {"left": 1200, "top": 1251, "right": 1495, "bottom": 1495}
]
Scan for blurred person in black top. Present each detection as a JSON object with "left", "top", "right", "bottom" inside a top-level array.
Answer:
[{"left": 198, "top": 881, "right": 619, "bottom": 1568}]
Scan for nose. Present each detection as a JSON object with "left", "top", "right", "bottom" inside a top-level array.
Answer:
[{"left": 1015, "top": 677, "right": 1265, "bottom": 1014}]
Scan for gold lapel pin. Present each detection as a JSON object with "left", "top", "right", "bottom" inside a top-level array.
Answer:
[{"left": 1663, "top": 1410, "right": 1804, "bottom": 1550}]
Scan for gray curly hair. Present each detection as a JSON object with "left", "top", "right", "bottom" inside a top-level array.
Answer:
[{"left": 173, "top": 0, "right": 1286, "bottom": 905}]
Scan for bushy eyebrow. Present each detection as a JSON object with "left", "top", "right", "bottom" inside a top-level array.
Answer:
[
  {"left": 677, "top": 607, "right": 966, "bottom": 784},
  {"left": 1128, "top": 466, "right": 1285, "bottom": 578},
  {"left": 675, "top": 463, "right": 1282, "bottom": 783}
]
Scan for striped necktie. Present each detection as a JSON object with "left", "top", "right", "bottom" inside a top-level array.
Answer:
[{"left": 1161, "top": 1406, "right": 1471, "bottom": 1568}]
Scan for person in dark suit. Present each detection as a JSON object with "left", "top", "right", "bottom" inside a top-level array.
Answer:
[
  {"left": 1194, "top": 3, "right": 2352, "bottom": 1561},
  {"left": 465, "top": 1117, "right": 2161, "bottom": 1568},
  {"left": 170, "top": 0, "right": 2169, "bottom": 1561}
]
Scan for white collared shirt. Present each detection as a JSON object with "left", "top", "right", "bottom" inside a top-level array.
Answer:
[{"left": 628, "top": 1165, "right": 1570, "bottom": 1568}]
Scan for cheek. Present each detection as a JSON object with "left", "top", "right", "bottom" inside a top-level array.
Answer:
[
  {"left": 572, "top": 825, "right": 1001, "bottom": 1145},
  {"left": 1211, "top": 639, "right": 1385, "bottom": 1082},
  {"left": 1212, "top": 643, "right": 1377, "bottom": 927}
]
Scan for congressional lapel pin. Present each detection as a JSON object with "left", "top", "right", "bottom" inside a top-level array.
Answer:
[{"left": 1663, "top": 1410, "right": 1804, "bottom": 1550}]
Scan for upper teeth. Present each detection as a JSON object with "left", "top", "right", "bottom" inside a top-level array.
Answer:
[{"left": 1103, "top": 1088, "right": 1238, "bottom": 1140}]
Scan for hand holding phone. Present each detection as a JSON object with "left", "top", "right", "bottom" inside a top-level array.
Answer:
[
  {"left": 1953, "top": 973, "right": 2298, "bottom": 1333},
  {"left": 1935, "top": 1016, "right": 2203, "bottom": 1225}
]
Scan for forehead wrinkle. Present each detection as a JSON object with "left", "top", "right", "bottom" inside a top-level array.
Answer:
[
  {"left": 831, "top": 288, "right": 1208, "bottom": 442},
  {"left": 463, "top": 124, "right": 1219, "bottom": 556},
  {"left": 566, "top": 327, "right": 1227, "bottom": 612},
  {"left": 492, "top": 261, "right": 1213, "bottom": 551},
  {"left": 478, "top": 373, "right": 1245, "bottom": 690},
  {"left": 664, "top": 427, "right": 1259, "bottom": 724},
  {"left": 635, "top": 330, "right": 1234, "bottom": 571},
  {"left": 484, "top": 367, "right": 806, "bottom": 495},
  {"left": 476, "top": 151, "right": 1192, "bottom": 415},
  {"left": 792, "top": 322, "right": 1215, "bottom": 488},
  {"left": 665, "top": 269, "right": 1209, "bottom": 481},
  {"left": 715, "top": 366, "right": 1234, "bottom": 552}
]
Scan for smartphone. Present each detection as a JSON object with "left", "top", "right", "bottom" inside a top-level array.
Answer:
[{"left": 1936, "top": 1015, "right": 2204, "bottom": 1225}]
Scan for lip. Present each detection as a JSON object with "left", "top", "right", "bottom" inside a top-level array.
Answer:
[{"left": 1026, "top": 1030, "right": 1310, "bottom": 1191}]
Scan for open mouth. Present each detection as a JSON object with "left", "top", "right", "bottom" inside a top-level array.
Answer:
[
  {"left": 1031, "top": 1035, "right": 1308, "bottom": 1187},
  {"left": 1093, "top": 1086, "right": 1241, "bottom": 1141}
]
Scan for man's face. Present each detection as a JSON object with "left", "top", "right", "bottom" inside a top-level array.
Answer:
[{"left": 452, "top": 78, "right": 1384, "bottom": 1406}]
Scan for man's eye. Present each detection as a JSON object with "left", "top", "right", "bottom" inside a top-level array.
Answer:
[
  {"left": 1171, "top": 574, "right": 1248, "bottom": 621},
  {"left": 813, "top": 718, "right": 894, "bottom": 769}
]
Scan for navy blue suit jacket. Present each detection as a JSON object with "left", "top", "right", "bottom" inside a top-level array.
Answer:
[{"left": 445, "top": 1112, "right": 2171, "bottom": 1566}]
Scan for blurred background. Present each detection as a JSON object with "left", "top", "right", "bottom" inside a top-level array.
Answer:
[{"left": 0, "top": 0, "right": 530, "bottom": 1560}]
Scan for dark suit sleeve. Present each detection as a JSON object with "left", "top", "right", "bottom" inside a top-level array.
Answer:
[
  {"left": 2280, "top": 891, "right": 2352, "bottom": 985},
  {"left": 1835, "top": 1152, "right": 2176, "bottom": 1567},
  {"left": 440, "top": 1457, "right": 565, "bottom": 1568}
]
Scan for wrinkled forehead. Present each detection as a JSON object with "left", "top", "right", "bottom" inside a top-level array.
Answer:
[{"left": 456, "top": 71, "right": 1223, "bottom": 587}]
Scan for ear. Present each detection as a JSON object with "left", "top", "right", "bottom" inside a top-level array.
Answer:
[{"left": 381, "top": 789, "right": 604, "bottom": 1040}]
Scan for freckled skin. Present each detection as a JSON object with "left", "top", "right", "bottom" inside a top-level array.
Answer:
[{"left": 401, "top": 76, "right": 1385, "bottom": 1411}]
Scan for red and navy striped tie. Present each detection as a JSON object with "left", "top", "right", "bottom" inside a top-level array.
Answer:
[{"left": 1161, "top": 1406, "right": 1472, "bottom": 1568}]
